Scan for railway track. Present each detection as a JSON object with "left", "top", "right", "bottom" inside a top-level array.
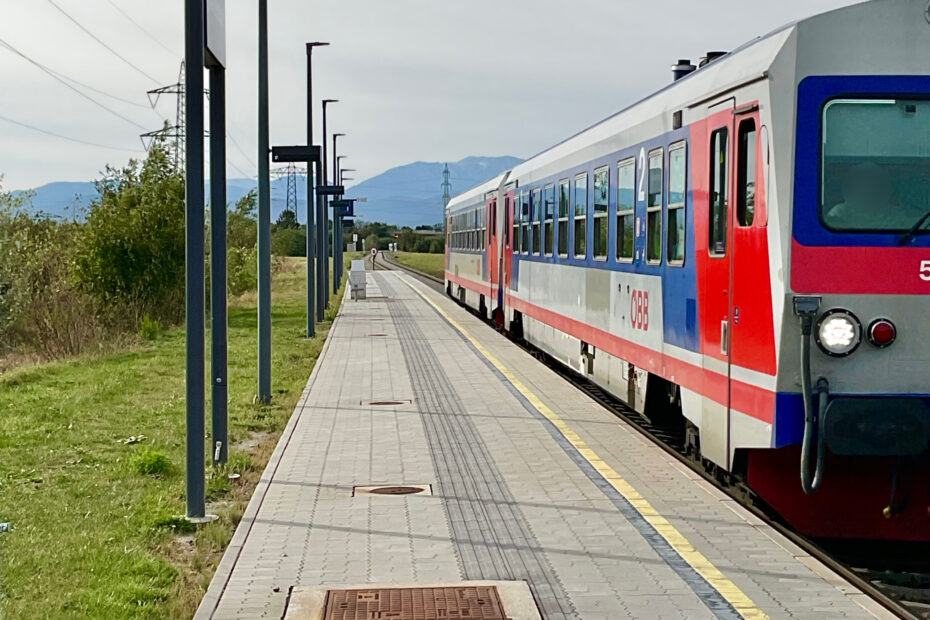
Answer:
[{"left": 376, "top": 254, "right": 928, "bottom": 619}]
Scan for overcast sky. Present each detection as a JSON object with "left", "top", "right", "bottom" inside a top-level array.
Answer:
[{"left": 0, "top": 0, "right": 863, "bottom": 192}]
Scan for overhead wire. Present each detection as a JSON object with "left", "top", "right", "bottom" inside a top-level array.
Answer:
[
  {"left": 105, "top": 0, "right": 176, "bottom": 58},
  {"left": 0, "top": 38, "right": 150, "bottom": 131},
  {"left": 0, "top": 113, "right": 141, "bottom": 152},
  {"left": 0, "top": 39, "right": 152, "bottom": 110},
  {"left": 46, "top": 0, "right": 161, "bottom": 84}
]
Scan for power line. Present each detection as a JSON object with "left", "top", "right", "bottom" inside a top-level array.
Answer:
[
  {"left": 0, "top": 38, "right": 149, "bottom": 130},
  {"left": 0, "top": 39, "right": 151, "bottom": 110},
  {"left": 105, "top": 0, "right": 176, "bottom": 58},
  {"left": 0, "top": 113, "right": 141, "bottom": 152},
  {"left": 46, "top": 0, "right": 160, "bottom": 84},
  {"left": 227, "top": 131, "right": 257, "bottom": 170}
]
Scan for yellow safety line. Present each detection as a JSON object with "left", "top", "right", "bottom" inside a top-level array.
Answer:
[{"left": 397, "top": 273, "right": 769, "bottom": 620}]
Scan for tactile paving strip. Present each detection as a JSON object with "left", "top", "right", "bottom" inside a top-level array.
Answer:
[{"left": 323, "top": 586, "right": 510, "bottom": 620}]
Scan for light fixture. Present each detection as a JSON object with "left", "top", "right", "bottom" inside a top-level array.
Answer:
[
  {"left": 867, "top": 318, "right": 896, "bottom": 348},
  {"left": 815, "top": 309, "right": 861, "bottom": 357}
]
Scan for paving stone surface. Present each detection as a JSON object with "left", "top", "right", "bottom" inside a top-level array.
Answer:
[{"left": 195, "top": 270, "right": 884, "bottom": 620}]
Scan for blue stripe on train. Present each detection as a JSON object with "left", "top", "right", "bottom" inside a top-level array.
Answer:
[
  {"left": 774, "top": 392, "right": 930, "bottom": 448},
  {"left": 508, "top": 126, "right": 699, "bottom": 352}
]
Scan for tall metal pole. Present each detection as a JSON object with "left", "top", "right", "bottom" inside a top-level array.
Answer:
[
  {"left": 333, "top": 134, "right": 343, "bottom": 291},
  {"left": 257, "top": 0, "right": 272, "bottom": 404},
  {"left": 304, "top": 46, "right": 316, "bottom": 337},
  {"left": 321, "top": 100, "right": 335, "bottom": 291},
  {"left": 209, "top": 66, "right": 228, "bottom": 466},
  {"left": 184, "top": 0, "right": 206, "bottom": 518}
]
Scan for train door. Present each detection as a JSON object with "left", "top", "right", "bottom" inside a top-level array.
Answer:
[
  {"left": 487, "top": 195, "right": 499, "bottom": 302},
  {"left": 502, "top": 190, "right": 515, "bottom": 294},
  {"left": 445, "top": 209, "right": 451, "bottom": 275},
  {"left": 700, "top": 113, "right": 734, "bottom": 469},
  {"left": 728, "top": 107, "right": 777, "bottom": 439}
]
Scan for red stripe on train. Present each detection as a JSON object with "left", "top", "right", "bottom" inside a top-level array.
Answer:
[{"left": 505, "top": 293, "right": 774, "bottom": 424}]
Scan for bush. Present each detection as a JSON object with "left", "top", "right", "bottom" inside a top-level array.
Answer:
[
  {"left": 74, "top": 143, "right": 185, "bottom": 328},
  {"left": 138, "top": 316, "right": 161, "bottom": 341},
  {"left": 228, "top": 190, "right": 257, "bottom": 250},
  {"left": 0, "top": 187, "right": 101, "bottom": 357},
  {"left": 271, "top": 227, "right": 306, "bottom": 257},
  {"left": 227, "top": 246, "right": 257, "bottom": 296},
  {"left": 131, "top": 449, "right": 171, "bottom": 476}
]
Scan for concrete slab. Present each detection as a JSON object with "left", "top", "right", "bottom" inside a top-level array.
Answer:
[
  {"left": 195, "top": 271, "right": 882, "bottom": 620},
  {"left": 284, "top": 581, "right": 541, "bottom": 620}
]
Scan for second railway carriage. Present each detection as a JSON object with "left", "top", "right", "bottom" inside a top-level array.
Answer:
[{"left": 445, "top": 0, "right": 930, "bottom": 541}]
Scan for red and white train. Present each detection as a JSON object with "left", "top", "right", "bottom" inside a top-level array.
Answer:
[{"left": 445, "top": 0, "right": 930, "bottom": 541}]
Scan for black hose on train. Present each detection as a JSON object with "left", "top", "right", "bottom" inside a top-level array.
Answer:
[{"left": 799, "top": 313, "right": 828, "bottom": 494}]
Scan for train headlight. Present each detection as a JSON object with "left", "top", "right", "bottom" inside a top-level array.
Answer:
[{"left": 815, "top": 309, "right": 861, "bottom": 357}]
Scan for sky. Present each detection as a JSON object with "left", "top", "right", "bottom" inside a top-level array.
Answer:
[{"left": 0, "top": 0, "right": 863, "bottom": 192}]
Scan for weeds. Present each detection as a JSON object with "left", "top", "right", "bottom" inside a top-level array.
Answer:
[{"left": 131, "top": 450, "right": 171, "bottom": 476}]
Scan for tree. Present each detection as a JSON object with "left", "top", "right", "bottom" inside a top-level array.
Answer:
[
  {"left": 272, "top": 228, "right": 306, "bottom": 256},
  {"left": 364, "top": 233, "right": 380, "bottom": 251},
  {"left": 228, "top": 190, "right": 257, "bottom": 249},
  {"left": 75, "top": 142, "right": 186, "bottom": 324},
  {"left": 275, "top": 208, "right": 299, "bottom": 230}
]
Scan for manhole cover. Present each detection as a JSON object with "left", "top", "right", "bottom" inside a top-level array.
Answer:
[
  {"left": 323, "top": 586, "right": 510, "bottom": 620},
  {"left": 354, "top": 484, "right": 431, "bottom": 496},
  {"left": 364, "top": 400, "right": 411, "bottom": 406},
  {"left": 369, "top": 486, "right": 424, "bottom": 495},
  {"left": 368, "top": 333, "right": 388, "bottom": 337}
]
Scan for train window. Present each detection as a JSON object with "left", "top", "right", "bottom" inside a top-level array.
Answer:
[
  {"left": 504, "top": 196, "right": 511, "bottom": 247},
  {"left": 617, "top": 158, "right": 635, "bottom": 261},
  {"left": 574, "top": 173, "right": 587, "bottom": 258},
  {"left": 820, "top": 99, "right": 930, "bottom": 232},
  {"left": 532, "top": 188, "right": 541, "bottom": 255},
  {"left": 646, "top": 148, "right": 663, "bottom": 264},
  {"left": 737, "top": 119, "right": 757, "bottom": 227},
  {"left": 521, "top": 191, "right": 530, "bottom": 254},
  {"left": 593, "top": 166, "right": 609, "bottom": 260},
  {"left": 709, "top": 127, "right": 729, "bottom": 255},
  {"left": 558, "top": 179, "right": 570, "bottom": 257},
  {"left": 544, "top": 184, "right": 555, "bottom": 256},
  {"left": 512, "top": 193, "right": 521, "bottom": 253},
  {"left": 478, "top": 209, "right": 483, "bottom": 251},
  {"left": 667, "top": 142, "right": 686, "bottom": 265}
]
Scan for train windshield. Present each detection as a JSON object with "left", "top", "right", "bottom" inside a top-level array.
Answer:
[{"left": 821, "top": 98, "right": 930, "bottom": 232}]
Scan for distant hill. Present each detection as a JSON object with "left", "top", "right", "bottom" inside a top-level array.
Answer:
[
  {"left": 346, "top": 156, "right": 522, "bottom": 227},
  {"left": 14, "top": 155, "right": 522, "bottom": 227}
]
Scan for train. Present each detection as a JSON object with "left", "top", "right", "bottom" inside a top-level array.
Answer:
[{"left": 444, "top": 0, "right": 930, "bottom": 541}]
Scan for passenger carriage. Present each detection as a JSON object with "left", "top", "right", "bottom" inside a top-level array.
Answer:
[{"left": 445, "top": 0, "right": 930, "bottom": 540}]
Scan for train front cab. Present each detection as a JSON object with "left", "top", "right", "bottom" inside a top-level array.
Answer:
[{"left": 749, "top": 76, "right": 930, "bottom": 541}]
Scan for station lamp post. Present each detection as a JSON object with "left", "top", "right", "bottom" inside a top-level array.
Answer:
[
  {"left": 306, "top": 41, "right": 329, "bottom": 332},
  {"left": 320, "top": 99, "right": 338, "bottom": 304},
  {"left": 332, "top": 134, "right": 346, "bottom": 291}
]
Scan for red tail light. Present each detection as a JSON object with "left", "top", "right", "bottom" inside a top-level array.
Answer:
[{"left": 868, "top": 319, "right": 896, "bottom": 348}]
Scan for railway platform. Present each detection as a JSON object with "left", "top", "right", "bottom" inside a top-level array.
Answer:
[{"left": 195, "top": 269, "right": 891, "bottom": 620}]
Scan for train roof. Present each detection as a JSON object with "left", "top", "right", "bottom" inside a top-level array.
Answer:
[
  {"left": 446, "top": 0, "right": 904, "bottom": 199},
  {"left": 508, "top": 19, "right": 798, "bottom": 181},
  {"left": 446, "top": 172, "right": 507, "bottom": 214}
]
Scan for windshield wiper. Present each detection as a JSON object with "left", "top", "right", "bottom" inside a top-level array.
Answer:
[{"left": 898, "top": 207, "right": 930, "bottom": 245}]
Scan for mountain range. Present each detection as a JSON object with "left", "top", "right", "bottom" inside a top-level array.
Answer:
[{"left": 13, "top": 155, "right": 521, "bottom": 228}]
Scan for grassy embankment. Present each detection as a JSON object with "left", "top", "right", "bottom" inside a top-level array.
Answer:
[
  {"left": 0, "top": 257, "right": 343, "bottom": 619},
  {"left": 390, "top": 251, "right": 445, "bottom": 280}
]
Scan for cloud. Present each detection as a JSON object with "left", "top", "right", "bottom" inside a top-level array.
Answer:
[{"left": 0, "top": 0, "right": 862, "bottom": 190}]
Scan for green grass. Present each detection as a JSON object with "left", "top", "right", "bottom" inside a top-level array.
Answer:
[
  {"left": 0, "top": 257, "right": 343, "bottom": 619},
  {"left": 391, "top": 251, "right": 445, "bottom": 279}
]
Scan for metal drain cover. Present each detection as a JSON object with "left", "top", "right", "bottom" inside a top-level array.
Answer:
[
  {"left": 322, "top": 586, "right": 510, "bottom": 620},
  {"left": 363, "top": 400, "right": 411, "bottom": 406},
  {"left": 370, "top": 486, "right": 423, "bottom": 495},
  {"left": 354, "top": 484, "right": 431, "bottom": 497}
]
